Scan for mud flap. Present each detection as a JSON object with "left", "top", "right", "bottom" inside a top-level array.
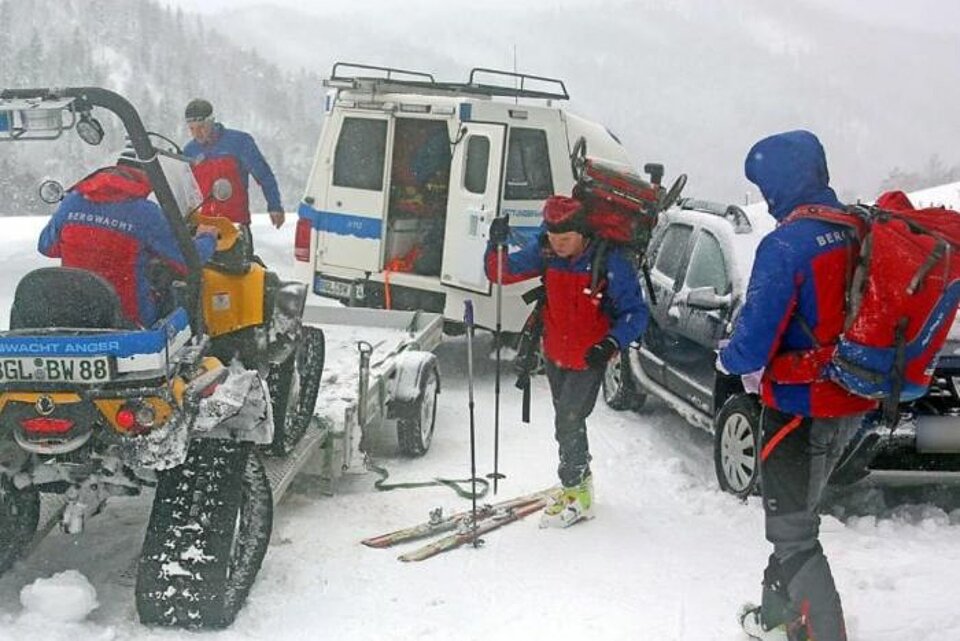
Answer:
[{"left": 193, "top": 362, "right": 274, "bottom": 444}]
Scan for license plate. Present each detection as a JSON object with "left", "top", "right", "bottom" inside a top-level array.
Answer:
[
  {"left": 0, "top": 356, "right": 112, "bottom": 383},
  {"left": 316, "top": 277, "right": 353, "bottom": 299}
]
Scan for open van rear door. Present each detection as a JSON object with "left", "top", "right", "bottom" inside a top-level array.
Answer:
[
  {"left": 441, "top": 122, "right": 506, "bottom": 293},
  {"left": 319, "top": 112, "right": 392, "bottom": 273}
]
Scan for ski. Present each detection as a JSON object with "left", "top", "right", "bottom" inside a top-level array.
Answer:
[
  {"left": 398, "top": 498, "right": 549, "bottom": 562},
  {"left": 362, "top": 487, "right": 556, "bottom": 549}
]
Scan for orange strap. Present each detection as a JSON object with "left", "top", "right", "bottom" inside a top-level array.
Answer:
[
  {"left": 383, "top": 246, "right": 423, "bottom": 311},
  {"left": 760, "top": 415, "right": 804, "bottom": 462}
]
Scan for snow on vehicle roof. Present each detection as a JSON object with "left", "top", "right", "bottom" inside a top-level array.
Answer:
[{"left": 904, "top": 180, "right": 960, "bottom": 209}]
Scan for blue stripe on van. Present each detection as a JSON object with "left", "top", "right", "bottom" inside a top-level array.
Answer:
[{"left": 297, "top": 202, "right": 382, "bottom": 240}]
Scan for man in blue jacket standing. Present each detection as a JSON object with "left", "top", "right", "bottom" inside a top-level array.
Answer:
[
  {"left": 719, "top": 131, "right": 875, "bottom": 641},
  {"left": 183, "top": 98, "right": 285, "bottom": 234}
]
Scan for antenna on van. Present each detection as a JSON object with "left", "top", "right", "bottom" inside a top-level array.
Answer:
[{"left": 513, "top": 44, "right": 519, "bottom": 105}]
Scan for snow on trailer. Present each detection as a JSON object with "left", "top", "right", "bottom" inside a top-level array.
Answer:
[{"left": 293, "top": 305, "right": 445, "bottom": 491}]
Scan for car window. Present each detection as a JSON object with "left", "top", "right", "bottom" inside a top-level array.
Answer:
[
  {"left": 464, "top": 135, "right": 490, "bottom": 194},
  {"left": 652, "top": 223, "right": 693, "bottom": 281},
  {"left": 333, "top": 117, "right": 387, "bottom": 191},
  {"left": 504, "top": 128, "right": 553, "bottom": 200},
  {"left": 685, "top": 230, "right": 730, "bottom": 295}
]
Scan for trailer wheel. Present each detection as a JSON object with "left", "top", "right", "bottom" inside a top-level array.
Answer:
[
  {"left": 396, "top": 361, "right": 440, "bottom": 457},
  {"left": 268, "top": 326, "right": 325, "bottom": 456},
  {"left": 136, "top": 439, "right": 273, "bottom": 629},
  {"left": 0, "top": 474, "right": 39, "bottom": 577}
]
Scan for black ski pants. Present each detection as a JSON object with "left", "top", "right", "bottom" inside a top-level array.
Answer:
[
  {"left": 759, "top": 406, "right": 860, "bottom": 641},
  {"left": 544, "top": 360, "right": 604, "bottom": 488}
]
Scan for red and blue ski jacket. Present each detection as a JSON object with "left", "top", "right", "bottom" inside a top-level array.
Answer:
[
  {"left": 184, "top": 123, "right": 283, "bottom": 224},
  {"left": 719, "top": 130, "right": 877, "bottom": 417},
  {"left": 485, "top": 229, "right": 648, "bottom": 370},
  {"left": 38, "top": 167, "right": 217, "bottom": 327}
]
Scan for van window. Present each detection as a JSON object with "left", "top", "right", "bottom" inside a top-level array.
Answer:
[
  {"left": 504, "top": 128, "right": 553, "bottom": 200},
  {"left": 333, "top": 117, "right": 387, "bottom": 191},
  {"left": 464, "top": 136, "right": 490, "bottom": 194},
  {"left": 685, "top": 231, "right": 730, "bottom": 295}
]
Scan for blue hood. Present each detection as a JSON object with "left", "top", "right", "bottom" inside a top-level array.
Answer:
[{"left": 744, "top": 130, "right": 842, "bottom": 221}]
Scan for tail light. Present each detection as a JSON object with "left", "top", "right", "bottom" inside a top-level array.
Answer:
[
  {"left": 294, "top": 217, "right": 312, "bottom": 262},
  {"left": 114, "top": 402, "right": 158, "bottom": 435},
  {"left": 20, "top": 417, "right": 74, "bottom": 435}
]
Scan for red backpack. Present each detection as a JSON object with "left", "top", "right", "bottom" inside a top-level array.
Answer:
[
  {"left": 785, "top": 191, "right": 960, "bottom": 416},
  {"left": 570, "top": 137, "right": 686, "bottom": 251},
  {"left": 568, "top": 137, "right": 687, "bottom": 295}
]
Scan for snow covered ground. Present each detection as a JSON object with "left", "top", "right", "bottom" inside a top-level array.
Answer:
[{"left": 0, "top": 215, "right": 959, "bottom": 640}]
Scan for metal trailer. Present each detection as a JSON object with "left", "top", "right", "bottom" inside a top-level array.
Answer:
[{"left": 287, "top": 305, "right": 445, "bottom": 494}]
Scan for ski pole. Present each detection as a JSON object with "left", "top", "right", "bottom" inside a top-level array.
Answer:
[
  {"left": 488, "top": 227, "right": 507, "bottom": 494},
  {"left": 464, "top": 300, "right": 480, "bottom": 546}
]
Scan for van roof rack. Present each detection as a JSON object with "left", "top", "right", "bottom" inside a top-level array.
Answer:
[
  {"left": 326, "top": 62, "right": 570, "bottom": 102},
  {"left": 678, "top": 197, "right": 753, "bottom": 234}
]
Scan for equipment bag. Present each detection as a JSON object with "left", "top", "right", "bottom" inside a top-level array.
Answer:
[
  {"left": 783, "top": 191, "right": 960, "bottom": 410},
  {"left": 569, "top": 137, "right": 687, "bottom": 297}
]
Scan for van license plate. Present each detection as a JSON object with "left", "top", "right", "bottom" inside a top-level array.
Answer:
[
  {"left": 316, "top": 278, "right": 353, "bottom": 299},
  {"left": 0, "top": 357, "right": 112, "bottom": 383}
]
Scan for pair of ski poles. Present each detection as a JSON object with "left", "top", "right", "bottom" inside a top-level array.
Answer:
[{"left": 462, "top": 219, "right": 508, "bottom": 545}]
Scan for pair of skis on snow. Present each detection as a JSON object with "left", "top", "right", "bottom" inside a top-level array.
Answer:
[{"left": 361, "top": 487, "right": 557, "bottom": 562}]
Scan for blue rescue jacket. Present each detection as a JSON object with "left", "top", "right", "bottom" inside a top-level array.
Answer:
[
  {"left": 184, "top": 123, "right": 283, "bottom": 214},
  {"left": 719, "top": 130, "right": 876, "bottom": 417},
  {"left": 485, "top": 228, "right": 648, "bottom": 370}
]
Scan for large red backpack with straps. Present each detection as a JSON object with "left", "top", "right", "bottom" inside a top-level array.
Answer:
[
  {"left": 569, "top": 137, "right": 686, "bottom": 252},
  {"left": 786, "top": 192, "right": 960, "bottom": 411}
]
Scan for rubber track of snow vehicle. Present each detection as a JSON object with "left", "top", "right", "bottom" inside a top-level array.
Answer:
[
  {"left": 135, "top": 440, "right": 273, "bottom": 629},
  {"left": 0, "top": 475, "right": 39, "bottom": 577},
  {"left": 361, "top": 486, "right": 557, "bottom": 548},
  {"left": 268, "top": 325, "right": 325, "bottom": 457},
  {"left": 398, "top": 498, "right": 549, "bottom": 562}
]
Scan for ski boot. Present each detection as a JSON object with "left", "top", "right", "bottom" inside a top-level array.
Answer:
[{"left": 540, "top": 474, "right": 593, "bottom": 528}]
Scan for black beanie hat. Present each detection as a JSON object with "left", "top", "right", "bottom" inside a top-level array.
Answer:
[{"left": 184, "top": 98, "right": 214, "bottom": 123}]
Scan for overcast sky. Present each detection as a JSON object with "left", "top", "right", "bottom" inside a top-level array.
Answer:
[{"left": 163, "top": 0, "right": 960, "bottom": 35}]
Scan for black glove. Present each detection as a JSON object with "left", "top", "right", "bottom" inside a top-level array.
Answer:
[
  {"left": 488, "top": 214, "right": 510, "bottom": 246},
  {"left": 585, "top": 337, "right": 619, "bottom": 369}
]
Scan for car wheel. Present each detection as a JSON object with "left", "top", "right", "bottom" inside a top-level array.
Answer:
[
  {"left": 603, "top": 349, "right": 646, "bottom": 411},
  {"left": 714, "top": 394, "right": 761, "bottom": 497}
]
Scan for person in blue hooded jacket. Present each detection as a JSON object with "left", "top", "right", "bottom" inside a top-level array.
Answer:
[{"left": 719, "top": 131, "right": 875, "bottom": 641}]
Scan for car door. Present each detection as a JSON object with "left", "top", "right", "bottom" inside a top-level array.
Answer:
[
  {"left": 639, "top": 222, "right": 695, "bottom": 389},
  {"left": 674, "top": 229, "right": 733, "bottom": 409},
  {"left": 320, "top": 112, "right": 392, "bottom": 273},
  {"left": 441, "top": 122, "right": 507, "bottom": 293}
]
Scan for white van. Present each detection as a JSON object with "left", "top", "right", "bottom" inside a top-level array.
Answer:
[{"left": 294, "top": 62, "right": 635, "bottom": 333}]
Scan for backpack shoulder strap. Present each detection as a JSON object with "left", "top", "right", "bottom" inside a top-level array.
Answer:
[
  {"left": 589, "top": 238, "right": 611, "bottom": 296},
  {"left": 783, "top": 205, "right": 867, "bottom": 239}
]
